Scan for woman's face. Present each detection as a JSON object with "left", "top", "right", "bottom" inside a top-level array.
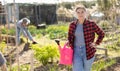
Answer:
[
  {"left": 76, "top": 8, "right": 86, "bottom": 20},
  {"left": 22, "top": 22, "right": 27, "bottom": 27}
]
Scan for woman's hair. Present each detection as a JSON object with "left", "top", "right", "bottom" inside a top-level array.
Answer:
[
  {"left": 22, "top": 18, "right": 30, "bottom": 25},
  {"left": 75, "top": 5, "right": 86, "bottom": 12},
  {"left": 22, "top": 18, "right": 27, "bottom": 23},
  {"left": 73, "top": 5, "right": 86, "bottom": 19}
]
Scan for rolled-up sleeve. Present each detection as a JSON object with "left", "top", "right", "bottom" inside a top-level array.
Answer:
[{"left": 93, "top": 22, "right": 105, "bottom": 45}]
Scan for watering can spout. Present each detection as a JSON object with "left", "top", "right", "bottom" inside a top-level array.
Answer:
[{"left": 55, "top": 39, "right": 60, "bottom": 45}]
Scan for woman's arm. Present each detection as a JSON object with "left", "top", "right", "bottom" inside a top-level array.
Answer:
[{"left": 93, "top": 22, "right": 105, "bottom": 45}]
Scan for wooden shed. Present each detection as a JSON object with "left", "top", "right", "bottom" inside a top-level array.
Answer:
[{"left": 6, "top": 3, "right": 57, "bottom": 25}]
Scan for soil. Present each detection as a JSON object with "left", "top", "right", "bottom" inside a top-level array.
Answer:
[
  {"left": 4, "top": 43, "right": 37, "bottom": 66},
  {"left": 34, "top": 64, "right": 72, "bottom": 71}
]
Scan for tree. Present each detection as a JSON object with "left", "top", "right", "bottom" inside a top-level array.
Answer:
[
  {"left": 97, "top": 0, "right": 112, "bottom": 20},
  {"left": 97, "top": 0, "right": 120, "bottom": 22}
]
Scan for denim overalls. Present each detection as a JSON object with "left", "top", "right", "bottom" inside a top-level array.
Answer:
[{"left": 73, "top": 23, "right": 95, "bottom": 71}]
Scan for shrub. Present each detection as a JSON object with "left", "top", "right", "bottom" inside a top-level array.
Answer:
[
  {"left": 46, "top": 25, "right": 68, "bottom": 39},
  {"left": 1, "top": 28, "right": 7, "bottom": 34},
  {"left": 28, "top": 25, "right": 37, "bottom": 36},
  {"left": 1, "top": 28, "right": 16, "bottom": 35},
  {"left": 30, "top": 44, "right": 59, "bottom": 65},
  {"left": 0, "top": 41, "right": 6, "bottom": 53},
  {"left": 98, "top": 20, "right": 111, "bottom": 30},
  {"left": 28, "top": 25, "right": 44, "bottom": 37},
  {"left": 8, "top": 28, "right": 16, "bottom": 35}
]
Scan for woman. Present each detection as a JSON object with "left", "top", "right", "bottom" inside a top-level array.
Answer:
[
  {"left": 68, "top": 5, "right": 105, "bottom": 71},
  {"left": 16, "top": 18, "right": 37, "bottom": 45}
]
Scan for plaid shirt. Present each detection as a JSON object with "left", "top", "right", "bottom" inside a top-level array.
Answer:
[{"left": 68, "top": 19, "right": 105, "bottom": 60}]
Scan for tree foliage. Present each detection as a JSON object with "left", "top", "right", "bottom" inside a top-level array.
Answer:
[{"left": 97, "top": 0, "right": 119, "bottom": 21}]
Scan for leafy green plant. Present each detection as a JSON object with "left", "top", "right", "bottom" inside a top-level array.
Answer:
[
  {"left": 46, "top": 25, "right": 68, "bottom": 39},
  {"left": 28, "top": 25, "right": 44, "bottom": 37},
  {"left": 8, "top": 28, "right": 16, "bottom": 35},
  {"left": 0, "top": 41, "right": 6, "bottom": 53},
  {"left": 28, "top": 25, "right": 37, "bottom": 36},
  {"left": 30, "top": 44, "right": 59, "bottom": 65},
  {"left": 1, "top": 28, "right": 7, "bottom": 34},
  {"left": 98, "top": 20, "right": 111, "bottom": 30},
  {"left": 1, "top": 28, "right": 15, "bottom": 35}
]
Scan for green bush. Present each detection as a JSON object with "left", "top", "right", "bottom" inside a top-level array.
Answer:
[
  {"left": 28, "top": 25, "right": 37, "bottom": 36},
  {"left": 1, "top": 28, "right": 7, "bottom": 34},
  {"left": 28, "top": 25, "right": 44, "bottom": 37},
  {"left": 0, "top": 41, "right": 6, "bottom": 53},
  {"left": 46, "top": 25, "right": 68, "bottom": 39},
  {"left": 1, "top": 28, "right": 15, "bottom": 35},
  {"left": 1, "top": 24, "right": 69, "bottom": 40},
  {"left": 8, "top": 28, "right": 16, "bottom": 35},
  {"left": 30, "top": 44, "right": 59, "bottom": 65},
  {"left": 98, "top": 20, "right": 111, "bottom": 30}
]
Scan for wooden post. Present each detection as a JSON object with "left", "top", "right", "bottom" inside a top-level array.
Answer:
[
  {"left": 4, "top": 2, "right": 9, "bottom": 29},
  {"left": 96, "top": 47, "right": 108, "bottom": 58},
  {"left": 13, "top": 0, "right": 20, "bottom": 71},
  {"left": 3, "top": 0, "right": 11, "bottom": 71},
  {"left": 3, "top": 0, "right": 9, "bottom": 48},
  {"left": 105, "top": 48, "right": 108, "bottom": 57},
  {"left": 30, "top": 51, "right": 34, "bottom": 71}
]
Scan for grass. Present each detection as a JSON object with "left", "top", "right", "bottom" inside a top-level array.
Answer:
[
  {"left": 92, "top": 59, "right": 116, "bottom": 71},
  {"left": 8, "top": 64, "right": 30, "bottom": 71}
]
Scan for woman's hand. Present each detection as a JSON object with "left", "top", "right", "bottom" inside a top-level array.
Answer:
[
  {"left": 90, "top": 42, "right": 98, "bottom": 48},
  {"left": 66, "top": 41, "right": 71, "bottom": 47}
]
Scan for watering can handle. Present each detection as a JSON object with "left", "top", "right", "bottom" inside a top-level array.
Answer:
[{"left": 63, "top": 42, "right": 70, "bottom": 48}]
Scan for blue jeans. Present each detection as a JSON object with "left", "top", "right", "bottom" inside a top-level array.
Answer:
[
  {"left": 17, "top": 25, "right": 33, "bottom": 44},
  {"left": 0, "top": 52, "right": 6, "bottom": 66},
  {"left": 73, "top": 45, "right": 95, "bottom": 71}
]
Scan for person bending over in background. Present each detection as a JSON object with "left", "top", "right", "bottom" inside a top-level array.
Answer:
[{"left": 16, "top": 18, "right": 37, "bottom": 45}]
